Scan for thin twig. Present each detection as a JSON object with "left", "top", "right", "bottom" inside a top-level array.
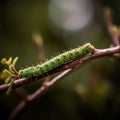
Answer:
[
  {"left": 0, "top": 46, "right": 120, "bottom": 93},
  {"left": 103, "top": 7, "right": 120, "bottom": 46},
  {"left": 33, "top": 33, "right": 46, "bottom": 62}
]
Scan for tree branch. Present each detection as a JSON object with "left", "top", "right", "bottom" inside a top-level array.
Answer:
[
  {"left": 8, "top": 69, "right": 72, "bottom": 120},
  {"left": 0, "top": 45, "right": 120, "bottom": 93},
  {"left": 103, "top": 7, "right": 120, "bottom": 46}
]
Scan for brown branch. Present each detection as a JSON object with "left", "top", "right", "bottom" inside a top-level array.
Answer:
[
  {"left": 33, "top": 33, "right": 46, "bottom": 62},
  {"left": 103, "top": 7, "right": 120, "bottom": 46},
  {"left": 0, "top": 45, "right": 120, "bottom": 93}
]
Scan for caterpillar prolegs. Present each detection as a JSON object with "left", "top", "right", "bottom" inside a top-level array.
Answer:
[{"left": 19, "top": 43, "right": 95, "bottom": 78}]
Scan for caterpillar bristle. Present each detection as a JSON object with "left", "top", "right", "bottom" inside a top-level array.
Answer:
[{"left": 19, "top": 43, "right": 94, "bottom": 78}]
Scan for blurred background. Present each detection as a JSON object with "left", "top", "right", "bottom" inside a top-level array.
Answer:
[{"left": 0, "top": 0, "right": 120, "bottom": 120}]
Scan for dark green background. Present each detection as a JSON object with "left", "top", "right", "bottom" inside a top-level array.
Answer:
[{"left": 0, "top": 0, "right": 120, "bottom": 120}]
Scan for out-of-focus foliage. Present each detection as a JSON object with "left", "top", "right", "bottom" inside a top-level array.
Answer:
[{"left": 0, "top": 0, "right": 120, "bottom": 120}]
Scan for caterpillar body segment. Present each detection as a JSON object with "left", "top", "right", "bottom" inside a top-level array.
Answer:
[{"left": 19, "top": 43, "right": 94, "bottom": 78}]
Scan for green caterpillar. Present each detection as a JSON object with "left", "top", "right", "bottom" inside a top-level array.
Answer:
[{"left": 19, "top": 43, "right": 94, "bottom": 78}]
